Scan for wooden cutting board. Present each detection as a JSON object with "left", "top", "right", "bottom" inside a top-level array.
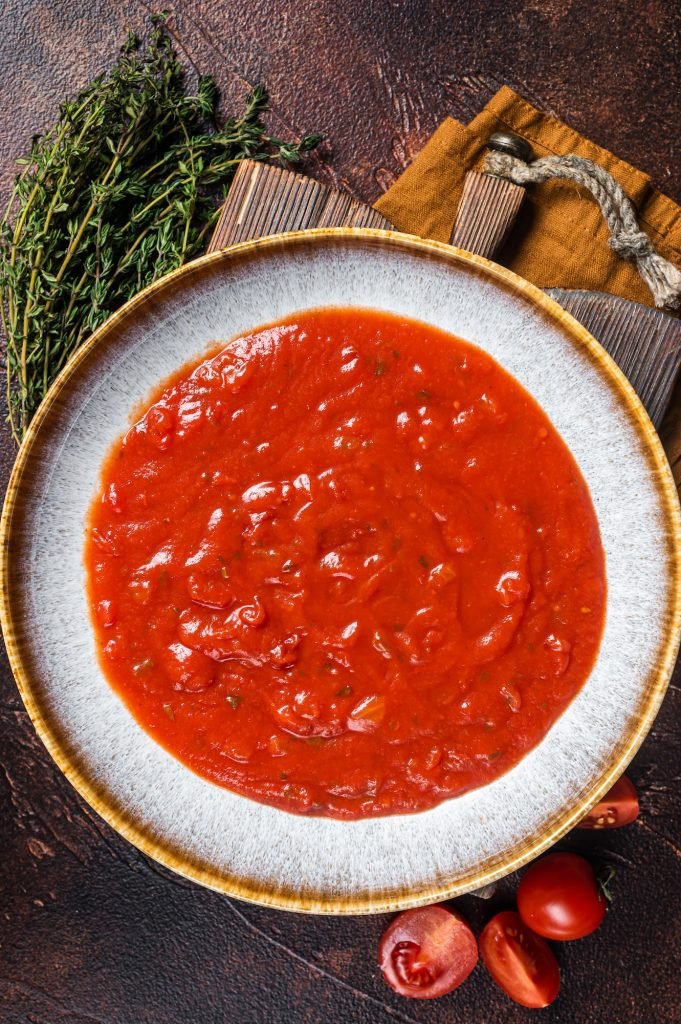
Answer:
[{"left": 208, "top": 159, "right": 681, "bottom": 481}]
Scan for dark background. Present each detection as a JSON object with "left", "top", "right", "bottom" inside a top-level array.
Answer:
[{"left": 1, "top": 2, "right": 680, "bottom": 1022}]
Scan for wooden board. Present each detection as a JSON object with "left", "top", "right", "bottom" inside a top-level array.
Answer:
[
  {"left": 209, "top": 160, "right": 391, "bottom": 249},
  {"left": 450, "top": 171, "right": 526, "bottom": 258},
  {"left": 546, "top": 289, "right": 681, "bottom": 429}
]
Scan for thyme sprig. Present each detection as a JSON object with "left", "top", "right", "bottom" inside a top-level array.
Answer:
[{"left": 0, "top": 15, "right": 320, "bottom": 441}]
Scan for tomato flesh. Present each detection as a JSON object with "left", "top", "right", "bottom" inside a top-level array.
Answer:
[
  {"left": 517, "top": 852, "right": 606, "bottom": 940},
  {"left": 578, "top": 775, "right": 639, "bottom": 829},
  {"left": 480, "top": 911, "right": 560, "bottom": 1008},
  {"left": 378, "top": 906, "right": 478, "bottom": 999}
]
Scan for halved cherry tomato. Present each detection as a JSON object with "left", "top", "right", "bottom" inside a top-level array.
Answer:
[
  {"left": 517, "top": 853, "right": 605, "bottom": 940},
  {"left": 480, "top": 911, "right": 560, "bottom": 1008},
  {"left": 378, "top": 905, "right": 478, "bottom": 999},
  {"left": 578, "top": 775, "right": 639, "bottom": 829}
]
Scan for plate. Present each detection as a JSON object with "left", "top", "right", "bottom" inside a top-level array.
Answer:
[{"left": 2, "top": 229, "right": 680, "bottom": 914}]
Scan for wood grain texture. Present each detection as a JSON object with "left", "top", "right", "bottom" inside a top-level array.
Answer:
[
  {"left": 209, "top": 160, "right": 391, "bottom": 251},
  {"left": 1, "top": 2, "right": 680, "bottom": 1023},
  {"left": 546, "top": 290, "right": 681, "bottom": 429},
  {"left": 450, "top": 171, "right": 526, "bottom": 258}
]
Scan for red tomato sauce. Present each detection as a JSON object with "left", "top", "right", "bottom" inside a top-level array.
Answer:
[{"left": 86, "top": 308, "right": 605, "bottom": 818}]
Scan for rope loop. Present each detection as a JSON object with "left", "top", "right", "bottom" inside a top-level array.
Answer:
[{"left": 485, "top": 149, "right": 681, "bottom": 310}]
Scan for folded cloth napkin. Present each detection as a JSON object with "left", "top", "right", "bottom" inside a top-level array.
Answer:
[{"left": 374, "top": 86, "right": 681, "bottom": 310}]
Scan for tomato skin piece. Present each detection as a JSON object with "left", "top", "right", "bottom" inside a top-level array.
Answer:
[
  {"left": 480, "top": 911, "right": 560, "bottom": 1008},
  {"left": 378, "top": 906, "right": 478, "bottom": 999},
  {"left": 517, "top": 853, "right": 606, "bottom": 940},
  {"left": 577, "top": 775, "right": 639, "bottom": 829}
]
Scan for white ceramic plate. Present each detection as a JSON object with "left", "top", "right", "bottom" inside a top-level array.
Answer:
[{"left": 2, "top": 229, "right": 679, "bottom": 913}]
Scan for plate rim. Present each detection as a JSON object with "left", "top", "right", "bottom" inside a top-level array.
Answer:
[{"left": 2, "top": 226, "right": 680, "bottom": 914}]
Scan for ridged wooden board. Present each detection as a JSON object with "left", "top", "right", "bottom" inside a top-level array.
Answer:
[
  {"left": 209, "top": 160, "right": 391, "bottom": 251},
  {"left": 546, "top": 290, "right": 681, "bottom": 429},
  {"left": 209, "top": 160, "right": 681, "bottom": 439},
  {"left": 450, "top": 171, "right": 526, "bottom": 258}
]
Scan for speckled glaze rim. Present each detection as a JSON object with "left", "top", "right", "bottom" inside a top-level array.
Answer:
[{"left": 2, "top": 228, "right": 680, "bottom": 915}]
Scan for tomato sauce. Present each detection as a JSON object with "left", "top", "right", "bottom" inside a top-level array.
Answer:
[{"left": 86, "top": 308, "right": 605, "bottom": 818}]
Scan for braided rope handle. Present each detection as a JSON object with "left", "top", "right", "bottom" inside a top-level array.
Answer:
[{"left": 485, "top": 151, "right": 681, "bottom": 310}]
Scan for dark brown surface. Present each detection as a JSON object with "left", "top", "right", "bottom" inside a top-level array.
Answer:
[{"left": 1, "top": 3, "right": 680, "bottom": 1023}]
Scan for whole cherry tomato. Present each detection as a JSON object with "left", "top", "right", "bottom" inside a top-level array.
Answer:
[
  {"left": 578, "top": 775, "right": 639, "bottom": 829},
  {"left": 517, "top": 853, "right": 606, "bottom": 940},
  {"left": 378, "top": 905, "right": 478, "bottom": 998},
  {"left": 480, "top": 911, "right": 560, "bottom": 1008}
]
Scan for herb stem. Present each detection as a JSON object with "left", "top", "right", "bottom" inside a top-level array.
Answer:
[
  {"left": 48, "top": 127, "right": 135, "bottom": 296},
  {"left": 0, "top": 16, "right": 320, "bottom": 440},
  {"left": 20, "top": 109, "right": 104, "bottom": 396}
]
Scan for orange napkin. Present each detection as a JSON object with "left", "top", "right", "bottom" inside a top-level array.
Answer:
[{"left": 374, "top": 86, "right": 681, "bottom": 309}]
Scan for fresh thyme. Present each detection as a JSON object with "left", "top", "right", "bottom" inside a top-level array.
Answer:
[{"left": 0, "top": 15, "right": 320, "bottom": 441}]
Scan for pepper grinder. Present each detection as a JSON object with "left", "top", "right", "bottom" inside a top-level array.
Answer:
[{"left": 450, "top": 132, "right": 534, "bottom": 259}]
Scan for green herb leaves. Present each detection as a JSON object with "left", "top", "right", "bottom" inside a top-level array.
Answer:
[{"left": 0, "top": 15, "right": 320, "bottom": 441}]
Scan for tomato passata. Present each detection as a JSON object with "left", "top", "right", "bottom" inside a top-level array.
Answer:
[
  {"left": 378, "top": 905, "right": 478, "bottom": 998},
  {"left": 578, "top": 776, "right": 639, "bottom": 829},
  {"left": 480, "top": 911, "right": 560, "bottom": 1008},
  {"left": 517, "top": 853, "right": 606, "bottom": 940},
  {"left": 87, "top": 307, "right": 606, "bottom": 819}
]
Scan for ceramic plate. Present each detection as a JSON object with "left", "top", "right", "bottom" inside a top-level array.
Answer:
[{"left": 2, "top": 229, "right": 680, "bottom": 914}]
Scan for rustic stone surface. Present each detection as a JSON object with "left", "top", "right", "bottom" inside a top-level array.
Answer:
[{"left": 1, "top": 3, "right": 680, "bottom": 1022}]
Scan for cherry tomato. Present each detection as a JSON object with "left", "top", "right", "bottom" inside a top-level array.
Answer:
[
  {"left": 480, "top": 911, "right": 560, "bottom": 1008},
  {"left": 578, "top": 775, "right": 639, "bottom": 829},
  {"left": 378, "top": 905, "right": 478, "bottom": 999},
  {"left": 517, "top": 853, "right": 606, "bottom": 940}
]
